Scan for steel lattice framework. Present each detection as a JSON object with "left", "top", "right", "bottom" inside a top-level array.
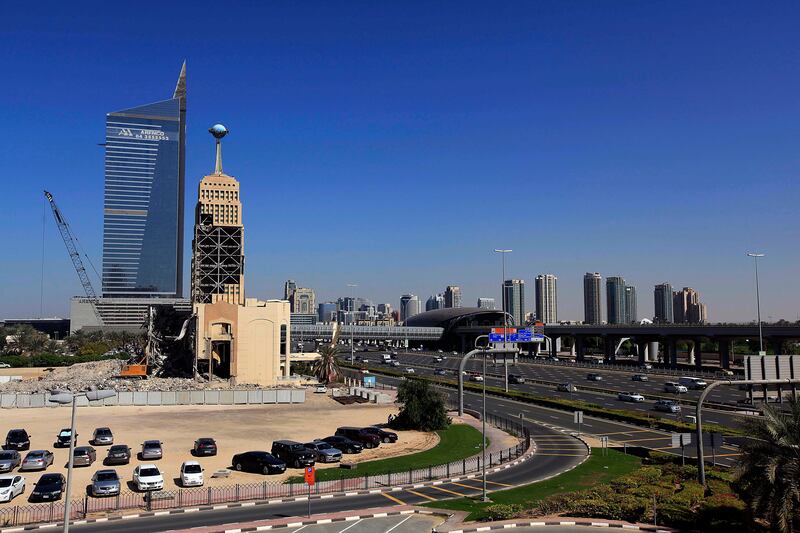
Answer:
[{"left": 191, "top": 222, "right": 243, "bottom": 303}]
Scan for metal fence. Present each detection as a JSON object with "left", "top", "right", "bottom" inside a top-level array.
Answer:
[
  {"left": 518, "top": 356, "right": 744, "bottom": 379},
  {"left": 0, "top": 414, "right": 529, "bottom": 528}
]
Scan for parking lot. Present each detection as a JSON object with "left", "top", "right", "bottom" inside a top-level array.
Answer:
[{"left": 0, "top": 392, "right": 434, "bottom": 502}]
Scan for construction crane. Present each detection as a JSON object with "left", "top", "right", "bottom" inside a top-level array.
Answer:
[{"left": 43, "top": 190, "right": 102, "bottom": 324}]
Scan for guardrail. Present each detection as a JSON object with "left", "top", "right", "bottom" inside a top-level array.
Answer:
[
  {"left": 518, "top": 356, "right": 744, "bottom": 380},
  {"left": 0, "top": 407, "right": 529, "bottom": 528}
]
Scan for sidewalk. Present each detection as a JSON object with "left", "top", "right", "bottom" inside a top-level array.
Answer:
[{"left": 450, "top": 411, "right": 521, "bottom": 454}]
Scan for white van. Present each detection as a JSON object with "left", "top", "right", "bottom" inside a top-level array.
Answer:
[
  {"left": 678, "top": 377, "right": 708, "bottom": 390},
  {"left": 382, "top": 353, "right": 393, "bottom": 363}
]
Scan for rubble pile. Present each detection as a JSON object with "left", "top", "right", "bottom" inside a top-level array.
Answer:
[{"left": 0, "top": 359, "right": 269, "bottom": 393}]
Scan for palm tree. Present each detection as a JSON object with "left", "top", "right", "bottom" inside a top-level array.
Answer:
[
  {"left": 312, "top": 342, "right": 342, "bottom": 385},
  {"left": 736, "top": 396, "right": 800, "bottom": 533}
]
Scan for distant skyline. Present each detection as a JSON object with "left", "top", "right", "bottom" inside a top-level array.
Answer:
[{"left": 2, "top": 1, "right": 798, "bottom": 323}]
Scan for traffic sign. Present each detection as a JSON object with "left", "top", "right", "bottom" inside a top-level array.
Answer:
[
  {"left": 304, "top": 466, "right": 315, "bottom": 485},
  {"left": 671, "top": 433, "right": 692, "bottom": 448},
  {"left": 573, "top": 411, "right": 584, "bottom": 424}
]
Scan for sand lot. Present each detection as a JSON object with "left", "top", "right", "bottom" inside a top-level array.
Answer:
[{"left": 0, "top": 393, "right": 438, "bottom": 495}]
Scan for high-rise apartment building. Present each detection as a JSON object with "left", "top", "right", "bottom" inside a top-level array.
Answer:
[
  {"left": 426, "top": 294, "right": 445, "bottom": 311},
  {"left": 477, "top": 297, "right": 496, "bottom": 310},
  {"left": 606, "top": 276, "right": 627, "bottom": 325},
  {"left": 190, "top": 125, "right": 244, "bottom": 305},
  {"left": 502, "top": 279, "right": 525, "bottom": 326},
  {"left": 444, "top": 286, "right": 462, "bottom": 308},
  {"left": 534, "top": 274, "right": 558, "bottom": 323},
  {"left": 653, "top": 283, "right": 674, "bottom": 323},
  {"left": 673, "top": 287, "right": 708, "bottom": 324},
  {"left": 102, "top": 63, "right": 186, "bottom": 298},
  {"left": 284, "top": 280, "right": 297, "bottom": 300},
  {"left": 377, "top": 303, "right": 392, "bottom": 315},
  {"left": 583, "top": 273, "right": 602, "bottom": 324},
  {"left": 400, "top": 294, "right": 420, "bottom": 322},
  {"left": 290, "top": 287, "right": 315, "bottom": 314},
  {"left": 625, "top": 285, "right": 637, "bottom": 323},
  {"left": 317, "top": 302, "right": 337, "bottom": 323}
]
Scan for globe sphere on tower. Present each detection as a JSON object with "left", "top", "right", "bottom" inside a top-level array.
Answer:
[{"left": 209, "top": 124, "right": 228, "bottom": 139}]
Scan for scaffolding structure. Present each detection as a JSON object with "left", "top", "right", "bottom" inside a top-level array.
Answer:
[{"left": 190, "top": 214, "right": 244, "bottom": 304}]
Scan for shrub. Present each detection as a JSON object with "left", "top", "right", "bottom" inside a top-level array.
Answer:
[
  {"left": 390, "top": 379, "right": 450, "bottom": 431},
  {"left": 484, "top": 504, "right": 520, "bottom": 521}
]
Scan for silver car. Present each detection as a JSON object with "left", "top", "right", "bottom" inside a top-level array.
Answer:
[
  {"left": 90, "top": 469, "right": 120, "bottom": 497},
  {"left": 20, "top": 450, "right": 54, "bottom": 471},
  {"left": 140, "top": 440, "right": 163, "bottom": 460},
  {"left": 304, "top": 441, "right": 342, "bottom": 463},
  {"left": 72, "top": 446, "right": 96, "bottom": 467},
  {"left": 92, "top": 428, "right": 114, "bottom": 446},
  {"left": 0, "top": 451, "right": 21, "bottom": 473}
]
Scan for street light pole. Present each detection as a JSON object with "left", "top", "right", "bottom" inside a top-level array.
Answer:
[
  {"left": 347, "top": 283, "right": 357, "bottom": 363},
  {"left": 481, "top": 343, "right": 489, "bottom": 502},
  {"left": 746, "top": 253, "right": 765, "bottom": 354},
  {"left": 494, "top": 249, "right": 512, "bottom": 391}
]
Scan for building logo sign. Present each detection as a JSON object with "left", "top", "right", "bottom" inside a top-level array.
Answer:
[{"left": 115, "top": 127, "right": 169, "bottom": 141}]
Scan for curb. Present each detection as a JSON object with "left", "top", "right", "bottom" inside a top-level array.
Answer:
[{"left": 437, "top": 519, "right": 675, "bottom": 532}]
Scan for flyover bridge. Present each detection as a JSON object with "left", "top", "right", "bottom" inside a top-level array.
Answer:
[{"left": 291, "top": 324, "right": 443, "bottom": 343}]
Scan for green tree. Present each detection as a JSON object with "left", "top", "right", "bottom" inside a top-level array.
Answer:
[
  {"left": 312, "top": 343, "right": 342, "bottom": 385},
  {"left": 391, "top": 379, "right": 450, "bottom": 431},
  {"left": 736, "top": 396, "right": 800, "bottom": 533}
]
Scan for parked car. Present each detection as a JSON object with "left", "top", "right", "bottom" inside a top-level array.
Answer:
[
  {"left": 4, "top": 430, "right": 30, "bottom": 451},
  {"left": 631, "top": 374, "right": 649, "bottom": 382},
  {"left": 0, "top": 451, "right": 21, "bottom": 473},
  {"left": 231, "top": 451, "right": 287, "bottom": 475},
  {"left": 193, "top": 438, "right": 217, "bottom": 457},
  {"left": 30, "top": 473, "right": 64, "bottom": 501},
  {"left": 132, "top": 464, "right": 164, "bottom": 491},
  {"left": 335, "top": 427, "right": 381, "bottom": 449},
  {"left": 72, "top": 446, "right": 96, "bottom": 467},
  {"left": 557, "top": 382, "right": 576, "bottom": 393},
  {"left": 303, "top": 441, "right": 342, "bottom": 463},
  {"left": 90, "top": 469, "right": 121, "bottom": 497},
  {"left": 319, "top": 436, "right": 363, "bottom": 454},
  {"left": 617, "top": 392, "right": 645, "bottom": 402},
  {"left": 20, "top": 450, "right": 54, "bottom": 471},
  {"left": 664, "top": 382, "right": 688, "bottom": 394},
  {"left": 0, "top": 362, "right": 11, "bottom": 368},
  {"left": 271, "top": 440, "right": 316, "bottom": 468},
  {"left": 55, "top": 428, "right": 77, "bottom": 448},
  {"left": 509, "top": 374, "right": 526, "bottom": 384},
  {"left": 678, "top": 377, "right": 708, "bottom": 390},
  {"left": 104, "top": 445, "right": 131, "bottom": 465},
  {"left": 362, "top": 426, "right": 398, "bottom": 443},
  {"left": 140, "top": 440, "right": 163, "bottom": 460},
  {"left": 0, "top": 475, "right": 24, "bottom": 503},
  {"left": 586, "top": 373, "right": 603, "bottom": 381},
  {"left": 92, "top": 428, "right": 114, "bottom": 446},
  {"left": 180, "top": 461, "right": 204, "bottom": 487},
  {"left": 654, "top": 399, "right": 681, "bottom": 413},
  {"left": 314, "top": 385, "right": 328, "bottom": 394}
]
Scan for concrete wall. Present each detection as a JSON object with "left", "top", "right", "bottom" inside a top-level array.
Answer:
[{"left": 0, "top": 389, "right": 305, "bottom": 409}]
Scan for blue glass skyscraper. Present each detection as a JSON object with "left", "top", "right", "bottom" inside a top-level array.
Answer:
[{"left": 101, "top": 63, "right": 186, "bottom": 298}]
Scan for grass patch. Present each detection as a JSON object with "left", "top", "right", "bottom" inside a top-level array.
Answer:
[
  {"left": 287, "top": 423, "right": 486, "bottom": 482},
  {"left": 424, "top": 448, "right": 641, "bottom": 521}
]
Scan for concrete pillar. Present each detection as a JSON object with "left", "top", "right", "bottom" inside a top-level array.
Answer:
[
  {"left": 603, "top": 336, "right": 615, "bottom": 363},
  {"left": 533, "top": 343, "right": 541, "bottom": 357},
  {"left": 686, "top": 341, "right": 695, "bottom": 366},
  {"left": 636, "top": 340, "right": 647, "bottom": 365},
  {"left": 667, "top": 339, "right": 678, "bottom": 368},
  {"left": 575, "top": 336, "right": 586, "bottom": 362},
  {"left": 770, "top": 338, "right": 783, "bottom": 355},
  {"left": 719, "top": 339, "right": 731, "bottom": 369},
  {"left": 550, "top": 336, "right": 558, "bottom": 358},
  {"left": 648, "top": 341, "right": 659, "bottom": 363},
  {"left": 694, "top": 338, "right": 704, "bottom": 370},
  {"left": 570, "top": 341, "right": 576, "bottom": 358}
]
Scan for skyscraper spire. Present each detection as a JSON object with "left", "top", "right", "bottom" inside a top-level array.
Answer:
[
  {"left": 209, "top": 124, "right": 228, "bottom": 174},
  {"left": 173, "top": 60, "right": 187, "bottom": 103}
]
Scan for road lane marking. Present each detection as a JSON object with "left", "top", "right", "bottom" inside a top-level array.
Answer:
[
  {"left": 450, "top": 481, "right": 482, "bottom": 491},
  {"left": 384, "top": 515, "right": 414, "bottom": 532},
  {"left": 428, "top": 484, "right": 468, "bottom": 497},
  {"left": 619, "top": 436, "right": 672, "bottom": 443},
  {"left": 379, "top": 491, "right": 406, "bottom": 505},
  {"left": 595, "top": 429, "right": 653, "bottom": 436},
  {"left": 535, "top": 453, "right": 586, "bottom": 457},
  {"left": 405, "top": 488, "right": 437, "bottom": 501},
  {"left": 337, "top": 519, "right": 364, "bottom": 532}
]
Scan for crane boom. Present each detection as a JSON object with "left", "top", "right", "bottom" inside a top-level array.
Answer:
[{"left": 44, "top": 190, "right": 98, "bottom": 299}]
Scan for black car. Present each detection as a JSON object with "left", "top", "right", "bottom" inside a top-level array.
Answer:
[
  {"left": 31, "top": 473, "right": 65, "bottom": 502},
  {"left": 361, "top": 427, "right": 398, "bottom": 443},
  {"left": 5, "top": 429, "right": 30, "bottom": 451},
  {"left": 335, "top": 427, "right": 381, "bottom": 449},
  {"left": 55, "top": 428, "right": 77, "bottom": 448},
  {"left": 104, "top": 445, "right": 131, "bottom": 466},
  {"left": 433, "top": 368, "right": 447, "bottom": 376},
  {"left": 193, "top": 438, "right": 217, "bottom": 456},
  {"left": 320, "top": 436, "right": 363, "bottom": 454},
  {"left": 508, "top": 374, "right": 526, "bottom": 384},
  {"left": 231, "top": 451, "right": 286, "bottom": 475},
  {"left": 270, "top": 440, "right": 316, "bottom": 468}
]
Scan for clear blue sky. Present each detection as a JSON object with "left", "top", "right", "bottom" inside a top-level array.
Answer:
[{"left": 2, "top": 1, "right": 798, "bottom": 322}]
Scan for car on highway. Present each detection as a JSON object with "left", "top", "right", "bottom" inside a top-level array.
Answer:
[
  {"left": 335, "top": 427, "right": 381, "bottom": 449},
  {"left": 640, "top": 363, "right": 653, "bottom": 370},
  {"left": 509, "top": 374, "right": 526, "bottom": 384},
  {"left": 132, "top": 464, "right": 164, "bottom": 491},
  {"left": 180, "top": 461, "right": 204, "bottom": 487},
  {"left": 362, "top": 426, "right": 398, "bottom": 443},
  {"left": 319, "top": 436, "right": 363, "bottom": 454},
  {"left": 104, "top": 445, "right": 131, "bottom": 465},
  {"left": 653, "top": 399, "right": 681, "bottom": 413},
  {"left": 90, "top": 469, "right": 121, "bottom": 497},
  {"left": 434, "top": 368, "right": 447, "bottom": 376},
  {"left": 470, "top": 374, "right": 484, "bottom": 382},
  {"left": 391, "top": 361, "right": 400, "bottom": 367},
  {"left": 303, "top": 441, "right": 342, "bottom": 463},
  {"left": 0, "top": 451, "right": 21, "bottom": 473},
  {"left": 437, "top": 349, "right": 443, "bottom": 353},
  {"left": 193, "top": 438, "right": 217, "bottom": 457},
  {"left": 678, "top": 377, "right": 708, "bottom": 390},
  {"left": 4, "top": 430, "right": 30, "bottom": 451},
  {"left": 715, "top": 369, "right": 735, "bottom": 377},
  {"left": 0, "top": 475, "right": 24, "bottom": 503},
  {"left": 360, "top": 368, "right": 370, "bottom": 374},
  {"left": 55, "top": 428, "right": 77, "bottom": 448},
  {"left": 547, "top": 356, "right": 560, "bottom": 362},
  {"left": 30, "top": 473, "right": 64, "bottom": 501},
  {"left": 231, "top": 451, "right": 287, "bottom": 475},
  {"left": 271, "top": 440, "right": 317, "bottom": 468},
  {"left": 20, "top": 450, "right": 53, "bottom": 471},
  {"left": 72, "top": 446, "right": 96, "bottom": 467},
  {"left": 586, "top": 373, "right": 603, "bottom": 381},
  {"left": 92, "top": 427, "right": 114, "bottom": 446},
  {"left": 452, "top": 351, "right": 458, "bottom": 355},
  {"left": 631, "top": 374, "right": 649, "bottom": 382},
  {"left": 617, "top": 392, "right": 645, "bottom": 402},
  {"left": 0, "top": 362, "right": 11, "bottom": 368},
  {"left": 140, "top": 440, "right": 163, "bottom": 460},
  {"left": 557, "top": 382, "right": 576, "bottom": 393},
  {"left": 664, "top": 382, "right": 688, "bottom": 394},
  {"left": 404, "top": 368, "right": 415, "bottom": 374},
  {"left": 435, "top": 356, "right": 444, "bottom": 362}
]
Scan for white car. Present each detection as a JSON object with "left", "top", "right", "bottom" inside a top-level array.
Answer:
[
  {"left": 0, "top": 475, "right": 24, "bottom": 502},
  {"left": 664, "top": 382, "right": 688, "bottom": 394},
  {"left": 434, "top": 356, "right": 444, "bottom": 363},
  {"left": 391, "top": 361, "right": 400, "bottom": 367},
  {"left": 360, "top": 369, "right": 370, "bottom": 374},
  {"left": 470, "top": 375, "right": 484, "bottom": 382},
  {"left": 180, "top": 461, "right": 204, "bottom": 487},
  {"left": 617, "top": 392, "right": 645, "bottom": 402},
  {"left": 0, "top": 363, "right": 11, "bottom": 369},
  {"left": 405, "top": 368, "right": 415, "bottom": 374},
  {"left": 132, "top": 464, "right": 164, "bottom": 491},
  {"left": 314, "top": 385, "right": 328, "bottom": 394}
]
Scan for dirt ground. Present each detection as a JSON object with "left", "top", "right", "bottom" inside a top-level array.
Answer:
[
  {"left": 0, "top": 392, "right": 438, "bottom": 494},
  {"left": 0, "top": 367, "right": 46, "bottom": 379}
]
